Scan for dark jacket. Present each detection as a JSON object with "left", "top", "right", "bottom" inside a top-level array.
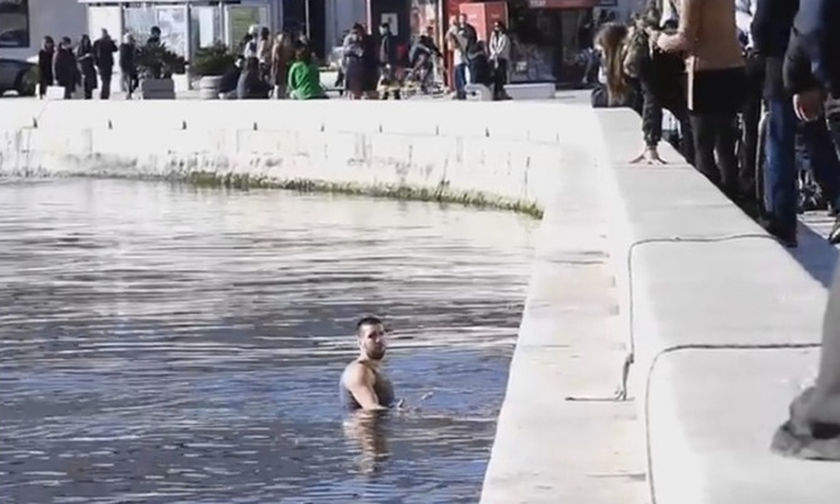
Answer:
[
  {"left": 784, "top": 0, "right": 840, "bottom": 96},
  {"left": 220, "top": 66, "right": 241, "bottom": 94},
  {"left": 379, "top": 32, "right": 397, "bottom": 67},
  {"left": 76, "top": 45, "right": 97, "bottom": 89},
  {"left": 639, "top": 47, "right": 688, "bottom": 147},
  {"left": 119, "top": 43, "right": 136, "bottom": 75},
  {"left": 752, "top": 0, "right": 798, "bottom": 59},
  {"left": 54, "top": 48, "right": 78, "bottom": 88},
  {"left": 38, "top": 49, "right": 54, "bottom": 84},
  {"left": 93, "top": 37, "right": 118, "bottom": 71},
  {"left": 753, "top": 0, "right": 799, "bottom": 98},
  {"left": 459, "top": 23, "right": 479, "bottom": 62}
]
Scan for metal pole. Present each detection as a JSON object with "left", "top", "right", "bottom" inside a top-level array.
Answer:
[{"left": 305, "top": 0, "right": 311, "bottom": 39}]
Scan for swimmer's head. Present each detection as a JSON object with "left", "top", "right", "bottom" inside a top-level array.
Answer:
[{"left": 356, "top": 316, "right": 386, "bottom": 360}]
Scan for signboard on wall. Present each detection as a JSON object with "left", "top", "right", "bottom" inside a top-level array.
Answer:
[
  {"left": 381, "top": 12, "right": 399, "bottom": 35},
  {"left": 0, "top": 0, "right": 30, "bottom": 48}
]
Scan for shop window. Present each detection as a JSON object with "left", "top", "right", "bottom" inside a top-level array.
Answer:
[
  {"left": 124, "top": 5, "right": 187, "bottom": 56},
  {"left": 190, "top": 6, "right": 222, "bottom": 50},
  {"left": 0, "top": 0, "right": 30, "bottom": 48}
]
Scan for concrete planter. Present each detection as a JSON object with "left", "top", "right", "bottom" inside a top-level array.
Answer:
[
  {"left": 198, "top": 76, "right": 223, "bottom": 100},
  {"left": 139, "top": 78, "right": 175, "bottom": 100}
]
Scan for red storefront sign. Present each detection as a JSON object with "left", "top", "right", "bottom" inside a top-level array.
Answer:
[{"left": 527, "top": 0, "right": 598, "bottom": 7}]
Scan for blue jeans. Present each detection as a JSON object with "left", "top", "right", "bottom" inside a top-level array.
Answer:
[
  {"left": 766, "top": 97, "right": 840, "bottom": 232},
  {"left": 765, "top": 98, "right": 798, "bottom": 233},
  {"left": 455, "top": 63, "right": 467, "bottom": 99}
]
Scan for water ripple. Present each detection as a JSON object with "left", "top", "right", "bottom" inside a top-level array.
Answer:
[{"left": 0, "top": 179, "right": 536, "bottom": 503}]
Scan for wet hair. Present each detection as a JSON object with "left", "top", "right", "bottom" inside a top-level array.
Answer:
[
  {"left": 594, "top": 22, "right": 631, "bottom": 106},
  {"left": 356, "top": 316, "right": 383, "bottom": 333}
]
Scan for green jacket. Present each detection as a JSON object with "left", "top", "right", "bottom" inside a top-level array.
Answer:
[{"left": 287, "top": 61, "right": 325, "bottom": 100}]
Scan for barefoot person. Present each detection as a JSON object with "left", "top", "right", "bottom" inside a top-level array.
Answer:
[{"left": 340, "top": 317, "right": 396, "bottom": 411}]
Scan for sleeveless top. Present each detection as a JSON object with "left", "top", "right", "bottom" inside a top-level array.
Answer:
[{"left": 340, "top": 362, "right": 395, "bottom": 411}]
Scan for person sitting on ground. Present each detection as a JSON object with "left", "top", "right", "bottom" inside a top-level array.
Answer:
[
  {"left": 288, "top": 42, "right": 326, "bottom": 100},
  {"left": 237, "top": 56, "right": 270, "bottom": 99},
  {"left": 220, "top": 55, "right": 244, "bottom": 99},
  {"left": 340, "top": 317, "right": 396, "bottom": 411}
]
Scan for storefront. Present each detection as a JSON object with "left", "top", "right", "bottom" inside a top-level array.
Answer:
[
  {"left": 505, "top": 0, "right": 599, "bottom": 85},
  {"left": 79, "top": 0, "right": 284, "bottom": 60}
]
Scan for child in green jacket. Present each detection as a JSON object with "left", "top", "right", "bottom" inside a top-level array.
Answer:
[{"left": 288, "top": 42, "right": 326, "bottom": 100}]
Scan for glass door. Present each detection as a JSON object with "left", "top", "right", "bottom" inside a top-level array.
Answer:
[{"left": 226, "top": 3, "right": 270, "bottom": 52}]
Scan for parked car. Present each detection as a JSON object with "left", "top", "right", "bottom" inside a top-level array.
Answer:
[{"left": 0, "top": 58, "right": 37, "bottom": 96}]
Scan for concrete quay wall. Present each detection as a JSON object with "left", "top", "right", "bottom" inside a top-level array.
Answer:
[
  {"left": 1, "top": 99, "right": 836, "bottom": 502},
  {"left": 0, "top": 100, "right": 600, "bottom": 217}
]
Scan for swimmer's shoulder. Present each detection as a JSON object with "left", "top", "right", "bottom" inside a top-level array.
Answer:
[{"left": 341, "top": 359, "right": 374, "bottom": 386}]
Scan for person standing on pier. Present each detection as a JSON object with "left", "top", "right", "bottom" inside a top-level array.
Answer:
[
  {"left": 93, "top": 29, "right": 117, "bottom": 100},
  {"left": 37, "top": 36, "right": 55, "bottom": 99}
]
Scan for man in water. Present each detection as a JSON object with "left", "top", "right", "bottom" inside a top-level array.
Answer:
[{"left": 340, "top": 317, "right": 396, "bottom": 410}]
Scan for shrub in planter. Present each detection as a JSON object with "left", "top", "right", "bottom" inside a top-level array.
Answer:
[
  {"left": 190, "top": 42, "right": 236, "bottom": 77},
  {"left": 137, "top": 43, "right": 187, "bottom": 80},
  {"left": 190, "top": 43, "right": 237, "bottom": 99}
]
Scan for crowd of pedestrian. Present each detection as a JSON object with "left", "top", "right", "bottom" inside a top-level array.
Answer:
[
  {"left": 594, "top": 0, "right": 840, "bottom": 248},
  {"left": 37, "top": 29, "right": 122, "bottom": 100}
]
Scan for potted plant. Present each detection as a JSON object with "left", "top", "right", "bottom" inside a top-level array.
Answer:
[
  {"left": 190, "top": 42, "right": 236, "bottom": 99},
  {"left": 136, "top": 43, "right": 187, "bottom": 99}
]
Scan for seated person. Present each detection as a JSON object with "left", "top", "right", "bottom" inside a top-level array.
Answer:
[
  {"left": 219, "top": 55, "right": 244, "bottom": 99},
  {"left": 237, "top": 57, "right": 270, "bottom": 99},
  {"left": 288, "top": 42, "right": 327, "bottom": 100}
]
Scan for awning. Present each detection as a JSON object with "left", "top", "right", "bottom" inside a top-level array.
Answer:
[{"left": 527, "top": 0, "right": 599, "bottom": 8}]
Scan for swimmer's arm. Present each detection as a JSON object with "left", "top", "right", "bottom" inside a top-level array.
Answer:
[{"left": 345, "top": 365, "right": 388, "bottom": 411}]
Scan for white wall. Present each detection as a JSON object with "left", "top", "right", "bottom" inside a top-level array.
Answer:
[{"left": 0, "top": 0, "right": 87, "bottom": 62}]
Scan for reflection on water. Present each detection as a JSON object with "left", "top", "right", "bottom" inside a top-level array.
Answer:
[
  {"left": 0, "top": 179, "right": 537, "bottom": 503},
  {"left": 343, "top": 411, "right": 390, "bottom": 476}
]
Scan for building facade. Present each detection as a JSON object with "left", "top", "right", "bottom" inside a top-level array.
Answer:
[{"left": 0, "top": 0, "right": 87, "bottom": 61}]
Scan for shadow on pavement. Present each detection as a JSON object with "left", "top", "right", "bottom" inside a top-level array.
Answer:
[{"left": 788, "top": 219, "right": 839, "bottom": 288}]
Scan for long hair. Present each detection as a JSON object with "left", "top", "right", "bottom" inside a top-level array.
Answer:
[{"left": 594, "top": 22, "right": 630, "bottom": 106}]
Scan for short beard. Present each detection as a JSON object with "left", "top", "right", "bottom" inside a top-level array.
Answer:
[{"left": 366, "top": 348, "right": 386, "bottom": 361}]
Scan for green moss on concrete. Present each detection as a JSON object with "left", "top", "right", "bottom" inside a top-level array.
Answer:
[{"left": 184, "top": 171, "right": 544, "bottom": 219}]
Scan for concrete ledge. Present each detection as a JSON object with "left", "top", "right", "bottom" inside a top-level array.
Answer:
[
  {"left": 0, "top": 101, "right": 599, "bottom": 219},
  {"left": 595, "top": 109, "right": 833, "bottom": 502}
]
